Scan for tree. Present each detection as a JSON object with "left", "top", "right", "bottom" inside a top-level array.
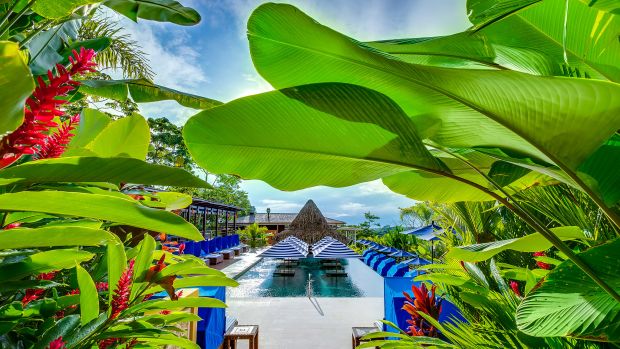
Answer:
[
  {"left": 146, "top": 117, "right": 252, "bottom": 214},
  {"left": 148, "top": 117, "right": 193, "bottom": 170},
  {"left": 400, "top": 202, "right": 435, "bottom": 228},
  {"left": 238, "top": 223, "right": 268, "bottom": 248},
  {"left": 359, "top": 211, "right": 380, "bottom": 235}
]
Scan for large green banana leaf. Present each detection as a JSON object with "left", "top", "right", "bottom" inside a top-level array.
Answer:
[
  {"left": 246, "top": 3, "right": 620, "bottom": 207},
  {"left": 79, "top": 79, "right": 221, "bottom": 110},
  {"left": 103, "top": 0, "right": 201, "bottom": 26},
  {"left": 467, "top": 0, "right": 620, "bottom": 82},
  {"left": 365, "top": 31, "right": 560, "bottom": 76},
  {"left": 247, "top": 3, "right": 620, "bottom": 170},
  {"left": 0, "top": 191, "right": 203, "bottom": 240},
  {"left": 0, "top": 41, "right": 34, "bottom": 138},
  {"left": 184, "top": 83, "right": 547, "bottom": 202},
  {"left": 0, "top": 157, "right": 210, "bottom": 188}
]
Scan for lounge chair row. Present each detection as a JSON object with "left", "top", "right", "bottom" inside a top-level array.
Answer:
[
  {"left": 182, "top": 234, "right": 249, "bottom": 265},
  {"left": 362, "top": 249, "right": 416, "bottom": 277}
]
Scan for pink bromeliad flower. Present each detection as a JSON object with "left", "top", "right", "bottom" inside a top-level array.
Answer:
[{"left": 0, "top": 48, "right": 96, "bottom": 168}]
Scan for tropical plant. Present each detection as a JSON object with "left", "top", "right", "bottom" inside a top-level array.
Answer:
[
  {"left": 238, "top": 223, "right": 268, "bottom": 249},
  {"left": 400, "top": 203, "right": 435, "bottom": 228},
  {"left": 181, "top": 0, "right": 620, "bottom": 345},
  {"left": 358, "top": 212, "right": 380, "bottom": 236},
  {"left": 0, "top": 1, "right": 243, "bottom": 347}
]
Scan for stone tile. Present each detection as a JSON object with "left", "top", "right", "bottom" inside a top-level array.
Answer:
[{"left": 226, "top": 297, "right": 383, "bottom": 349}]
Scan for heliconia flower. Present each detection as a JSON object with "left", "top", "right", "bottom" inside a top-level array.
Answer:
[
  {"left": 47, "top": 336, "right": 66, "bottom": 349},
  {"left": 178, "top": 243, "right": 185, "bottom": 254},
  {"left": 510, "top": 280, "right": 522, "bottom": 297},
  {"left": 533, "top": 251, "right": 552, "bottom": 270},
  {"left": 159, "top": 310, "right": 171, "bottom": 315},
  {"left": 96, "top": 282, "right": 109, "bottom": 291},
  {"left": 0, "top": 48, "right": 96, "bottom": 168},
  {"left": 3, "top": 222, "right": 21, "bottom": 230},
  {"left": 35, "top": 115, "right": 80, "bottom": 159},
  {"left": 402, "top": 284, "right": 442, "bottom": 337},
  {"left": 110, "top": 259, "right": 135, "bottom": 320}
]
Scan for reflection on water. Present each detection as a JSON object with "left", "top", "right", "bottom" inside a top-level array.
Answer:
[{"left": 229, "top": 258, "right": 383, "bottom": 297}]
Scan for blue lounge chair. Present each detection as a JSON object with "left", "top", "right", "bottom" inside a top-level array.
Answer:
[
  {"left": 386, "top": 263, "right": 410, "bottom": 277},
  {"left": 377, "top": 258, "right": 396, "bottom": 276}
]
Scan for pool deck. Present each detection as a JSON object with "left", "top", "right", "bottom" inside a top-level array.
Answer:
[
  {"left": 212, "top": 247, "right": 267, "bottom": 279},
  {"left": 226, "top": 297, "right": 384, "bottom": 349}
]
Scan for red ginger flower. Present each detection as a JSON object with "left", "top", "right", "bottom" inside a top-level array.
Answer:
[
  {"left": 402, "top": 284, "right": 442, "bottom": 337},
  {"left": 22, "top": 288, "right": 44, "bottom": 306},
  {"left": 0, "top": 47, "right": 96, "bottom": 168},
  {"left": 36, "top": 114, "right": 80, "bottom": 159},
  {"left": 533, "top": 251, "right": 552, "bottom": 270},
  {"left": 96, "top": 282, "right": 109, "bottom": 291},
  {"left": 47, "top": 336, "right": 66, "bottom": 349},
  {"left": 22, "top": 271, "right": 59, "bottom": 305},
  {"left": 510, "top": 280, "right": 522, "bottom": 297},
  {"left": 110, "top": 259, "right": 135, "bottom": 320}
]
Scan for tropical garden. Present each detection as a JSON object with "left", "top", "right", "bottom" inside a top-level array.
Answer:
[
  {"left": 177, "top": 0, "right": 619, "bottom": 348},
  {"left": 0, "top": 0, "right": 619, "bottom": 348},
  {"left": 0, "top": 1, "right": 239, "bottom": 348}
]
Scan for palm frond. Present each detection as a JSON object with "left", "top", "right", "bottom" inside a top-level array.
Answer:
[{"left": 78, "top": 13, "right": 154, "bottom": 79}]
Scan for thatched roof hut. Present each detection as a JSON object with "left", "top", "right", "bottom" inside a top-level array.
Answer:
[{"left": 275, "top": 200, "right": 347, "bottom": 244}]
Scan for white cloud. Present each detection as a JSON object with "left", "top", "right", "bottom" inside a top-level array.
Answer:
[
  {"left": 354, "top": 180, "right": 394, "bottom": 196},
  {"left": 339, "top": 202, "right": 369, "bottom": 213},
  {"left": 258, "top": 199, "right": 303, "bottom": 212}
]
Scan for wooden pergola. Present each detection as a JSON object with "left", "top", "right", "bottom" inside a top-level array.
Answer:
[{"left": 180, "top": 198, "right": 242, "bottom": 239}]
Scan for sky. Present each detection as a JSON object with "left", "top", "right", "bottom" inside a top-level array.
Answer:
[{"left": 114, "top": 0, "right": 472, "bottom": 226}]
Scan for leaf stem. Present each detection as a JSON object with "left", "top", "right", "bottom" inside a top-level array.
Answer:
[{"left": 434, "top": 146, "right": 620, "bottom": 303}]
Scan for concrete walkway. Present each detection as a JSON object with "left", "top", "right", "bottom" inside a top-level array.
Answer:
[
  {"left": 212, "top": 248, "right": 267, "bottom": 279},
  {"left": 226, "top": 297, "right": 383, "bottom": 349}
]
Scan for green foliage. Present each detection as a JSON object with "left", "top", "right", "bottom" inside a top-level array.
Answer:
[
  {"left": 400, "top": 203, "right": 434, "bottom": 228},
  {"left": 238, "top": 223, "right": 268, "bottom": 248},
  {"left": 78, "top": 13, "right": 154, "bottom": 79},
  {"left": 180, "top": 1, "right": 620, "bottom": 347},
  {"left": 517, "top": 238, "right": 620, "bottom": 341},
  {"left": 103, "top": 0, "right": 201, "bottom": 26},
  {"left": 0, "top": 41, "right": 34, "bottom": 136},
  {"left": 0, "top": 1, "right": 239, "bottom": 347}
]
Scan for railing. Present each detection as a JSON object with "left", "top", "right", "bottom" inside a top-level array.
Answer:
[{"left": 306, "top": 273, "right": 314, "bottom": 299}]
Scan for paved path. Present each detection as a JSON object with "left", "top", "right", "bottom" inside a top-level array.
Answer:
[
  {"left": 226, "top": 297, "right": 383, "bottom": 349},
  {"left": 213, "top": 248, "right": 267, "bottom": 279}
]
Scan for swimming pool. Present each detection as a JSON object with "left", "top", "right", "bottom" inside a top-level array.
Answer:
[{"left": 228, "top": 258, "right": 383, "bottom": 297}]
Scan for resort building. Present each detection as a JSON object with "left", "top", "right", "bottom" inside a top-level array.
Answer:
[{"left": 235, "top": 200, "right": 346, "bottom": 234}]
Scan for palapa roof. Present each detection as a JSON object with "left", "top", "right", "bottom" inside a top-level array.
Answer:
[
  {"left": 236, "top": 212, "right": 345, "bottom": 225},
  {"left": 275, "top": 200, "right": 347, "bottom": 244}
]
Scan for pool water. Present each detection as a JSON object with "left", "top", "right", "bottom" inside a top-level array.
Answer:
[{"left": 228, "top": 258, "right": 383, "bottom": 297}]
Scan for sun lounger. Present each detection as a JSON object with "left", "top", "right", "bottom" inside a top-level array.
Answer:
[
  {"left": 204, "top": 253, "right": 223, "bottom": 265},
  {"left": 221, "top": 249, "right": 234, "bottom": 260}
]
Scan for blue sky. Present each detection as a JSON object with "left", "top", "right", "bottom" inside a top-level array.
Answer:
[{"left": 116, "top": 1, "right": 472, "bottom": 225}]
